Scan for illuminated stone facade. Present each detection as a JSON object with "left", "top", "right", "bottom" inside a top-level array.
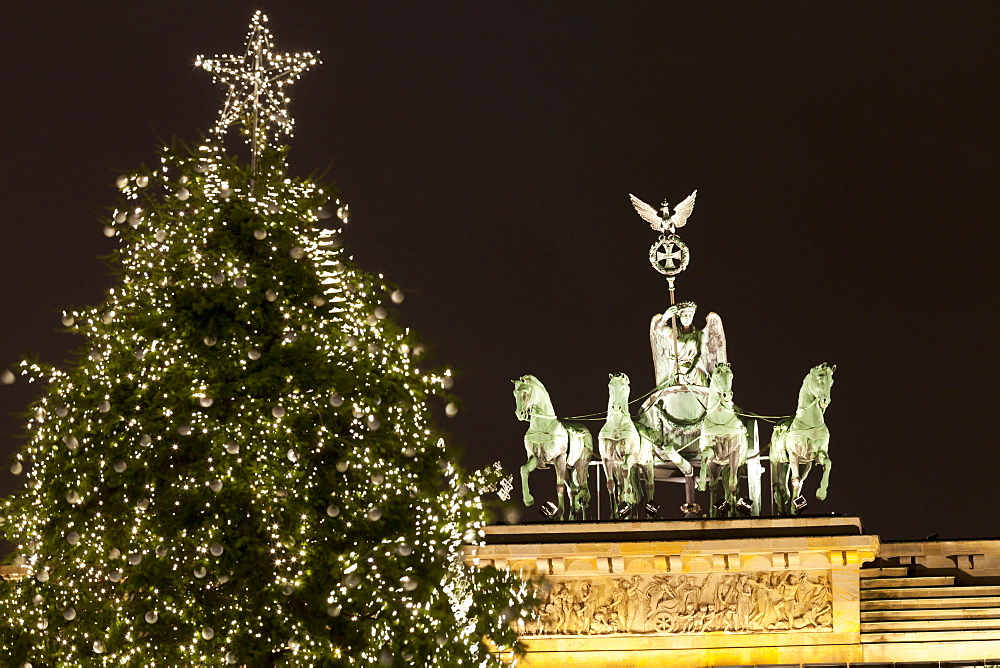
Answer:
[{"left": 467, "top": 517, "right": 1000, "bottom": 666}]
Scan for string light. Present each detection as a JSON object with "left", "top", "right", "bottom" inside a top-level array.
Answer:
[{"left": 0, "top": 11, "right": 534, "bottom": 666}]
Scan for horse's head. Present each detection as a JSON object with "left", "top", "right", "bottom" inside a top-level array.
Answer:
[
  {"left": 707, "top": 362, "right": 734, "bottom": 408},
  {"left": 607, "top": 372, "right": 631, "bottom": 410},
  {"left": 513, "top": 374, "right": 541, "bottom": 421},
  {"left": 805, "top": 363, "right": 835, "bottom": 409}
]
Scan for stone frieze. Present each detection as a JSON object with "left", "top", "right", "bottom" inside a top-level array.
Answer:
[{"left": 523, "top": 570, "right": 832, "bottom": 636}]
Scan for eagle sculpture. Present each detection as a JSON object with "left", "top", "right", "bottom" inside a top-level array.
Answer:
[{"left": 629, "top": 190, "right": 697, "bottom": 234}]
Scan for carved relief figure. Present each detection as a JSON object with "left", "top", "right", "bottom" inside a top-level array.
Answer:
[{"left": 525, "top": 570, "right": 833, "bottom": 637}]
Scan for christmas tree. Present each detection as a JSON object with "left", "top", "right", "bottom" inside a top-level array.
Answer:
[{"left": 0, "top": 13, "right": 533, "bottom": 666}]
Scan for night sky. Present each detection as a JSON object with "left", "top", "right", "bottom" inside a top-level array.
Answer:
[{"left": 1, "top": 3, "right": 997, "bottom": 541}]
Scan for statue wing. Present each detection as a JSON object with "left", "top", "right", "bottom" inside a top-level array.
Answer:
[
  {"left": 629, "top": 193, "right": 665, "bottom": 232},
  {"left": 669, "top": 190, "right": 697, "bottom": 229},
  {"left": 703, "top": 311, "right": 727, "bottom": 377}
]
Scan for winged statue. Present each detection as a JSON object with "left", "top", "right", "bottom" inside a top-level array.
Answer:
[{"left": 629, "top": 190, "right": 698, "bottom": 234}]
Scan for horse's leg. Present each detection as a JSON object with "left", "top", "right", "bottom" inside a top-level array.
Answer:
[
  {"left": 644, "top": 461, "right": 655, "bottom": 515},
  {"left": 521, "top": 454, "right": 539, "bottom": 507},
  {"left": 554, "top": 454, "right": 568, "bottom": 520},
  {"left": 727, "top": 448, "right": 741, "bottom": 512},
  {"left": 816, "top": 445, "right": 832, "bottom": 501},
  {"left": 698, "top": 437, "right": 714, "bottom": 492},
  {"left": 602, "top": 455, "right": 617, "bottom": 519},
  {"left": 575, "top": 458, "right": 591, "bottom": 520},
  {"left": 770, "top": 457, "right": 788, "bottom": 514}
]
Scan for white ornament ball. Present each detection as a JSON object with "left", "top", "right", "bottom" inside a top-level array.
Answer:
[
  {"left": 367, "top": 507, "right": 383, "bottom": 521},
  {"left": 329, "top": 393, "right": 343, "bottom": 407},
  {"left": 63, "top": 435, "right": 79, "bottom": 451},
  {"left": 442, "top": 376, "right": 454, "bottom": 390},
  {"left": 226, "top": 652, "right": 238, "bottom": 664},
  {"left": 390, "top": 289, "right": 405, "bottom": 304},
  {"left": 225, "top": 442, "right": 240, "bottom": 454},
  {"left": 66, "top": 491, "right": 81, "bottom": 505},
  {"left": 326, "top": 505, "right": 340, "bottom": 517},
  {"left": 103, "top": 226, "right": 115, "bottom": 238},
  {"left": 144, "top": 610, "right": 158, "bottom": 624},
  {"left": 212, "top": 273, "right": 224, "bottom": 285},
  {"left": 63, "top": 607, "right": 76, "bottom": 621},
  {"left": 253, "top": 229, "right": 267, "bottom": 240},
  {"left": 61, "top": 314, "right": 75, "bottom": 327},
  {"left": 177, "top": 188, "right": 190, "bottom": 201},
  {"left": 37, "top": 618, "right": 48, "bottom": 630},
  {"left": 445, "top": 402, "right": 459, "bottom": 417},
  {"left": 402, "top": 576, "right": 418, "bottom": 591},
  {"left": 35, "top": 569, "right": 49, "bottom": 583},
  {"left": 201, "top": 627, "right": 215, "bottom": 640},
  {"left": 109, "top": 548, "right": 121, "bottom": 560},
  {"left": 114, "top": 461, "right": 126, "bottom": 473},
  {"left": 290, "top": 246, "right": 305, "bottom": 259},
  {"left": 368, "top": 417, "right": 381, "bottom": 431},
  {"left": 98, "top": 401, "right": 111, "bottom": 413},
  {"left": 128, "top": 214, "right": 140, "bottom": 227},
  {"left": 135, "top": 175, "right": 149, "bottom": 188},
  {"left": 66, "top": 531, "right": 80, "bottom": 545},
  {"left": 265, "top": 290, "right": 278, "bottom": 302},
  {"left": 218, "top": 574, "right": 229, "bottom": 584},
  {"left": 248, "top": 348, "right": 261, "bottom": 360},
  {"left": 137, "top": 498, "right": 150, "bottom": 510},
  {"left": 108, "top": 569, "right": 122, "bottom": 582},
  {"left": 371, "top": 473, "right": 384, "bottom": 485},
  {"left": 272, "top": 406, "right": 285, "bottom": 418},
  {"left": 155, "top": 544, "right": 167, "bottom": 557},
  {"left": 397, "top": 544, "right": 412, "bottom": 557},
  {"left": 327, "top": 604, "right": 342, "bottom": 617},
  {"left": 129, "top": 553, "right": 142, "bottom": 565},
  {"left": 140, "top": 434, "right": 152, "bottom": 447},
  {"left": 93, "top": 641, "right": 106, "bottom": 654},
  {"left": 194, "top": 566, "right": 207, "bottom": 579},
  {"left": 282, "top": 585, "right": 293, "bottom": 596},
  {"left": 178, "top": 424, "right": 192, "bottom": 436},
  {"left": 403, "top": 446, "right": 416, "bottom": 458},
  {"left": 116, "top": 175, "right": 128, "bottom": 189},
  {"left": 335, "top": 460, "right": 349, "bottom": 473},
  {"left": 380, "top": 649, "right": 394, "bottom": 666},
  {"left": 154, "top": 229, "right": 166, "bottom": 242},
  {"left": 210, "top": 480, "right": 223, "bottom": 493},
  {"left": 210, "top": 543, "right": 224, "bottom": 556},
  {"left": 286, "top": 449, "right": 298, "bottom": 463},
  {"left": 374, "top": 306, "right": 388, "bottom": 320},
  {"left": 234, "top": 277, "right": 247, "bottom": 288},
  {"left": 179, "top": 175, "right": 188, "bottom": 184},
  {"left": 199, "top": 396, "right": 214, "bottom": 408},
  {"left": 56, "top": 406, "right": 68, "bottom": 417},
  {"left": 10, "top": 461, "right": 22, "bottom": 475},
  {"left": 134, "top": 349, "right": 146, "bottom": 360},
  {"left": 204, "top": 336, "right": 217, "bottom": 346}
]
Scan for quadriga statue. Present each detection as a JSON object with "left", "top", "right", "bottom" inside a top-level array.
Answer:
[
  {"left": 770, "top": 363, "right": 835, "bottom": 514},
  {"left": 513, "top": 375, "right": 593, "bottom": 520}
]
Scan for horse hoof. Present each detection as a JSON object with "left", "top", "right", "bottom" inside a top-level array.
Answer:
[
  {"left": 792, "top": 496, "right": 808, "bottom": 512},
  {"left": 523, "top": 496, "right": 534, "bottom": 507}
]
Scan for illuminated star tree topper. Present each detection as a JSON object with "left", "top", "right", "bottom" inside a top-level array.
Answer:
[{"left": 196, "top": 11, "right": 320, "bottom": 175}]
